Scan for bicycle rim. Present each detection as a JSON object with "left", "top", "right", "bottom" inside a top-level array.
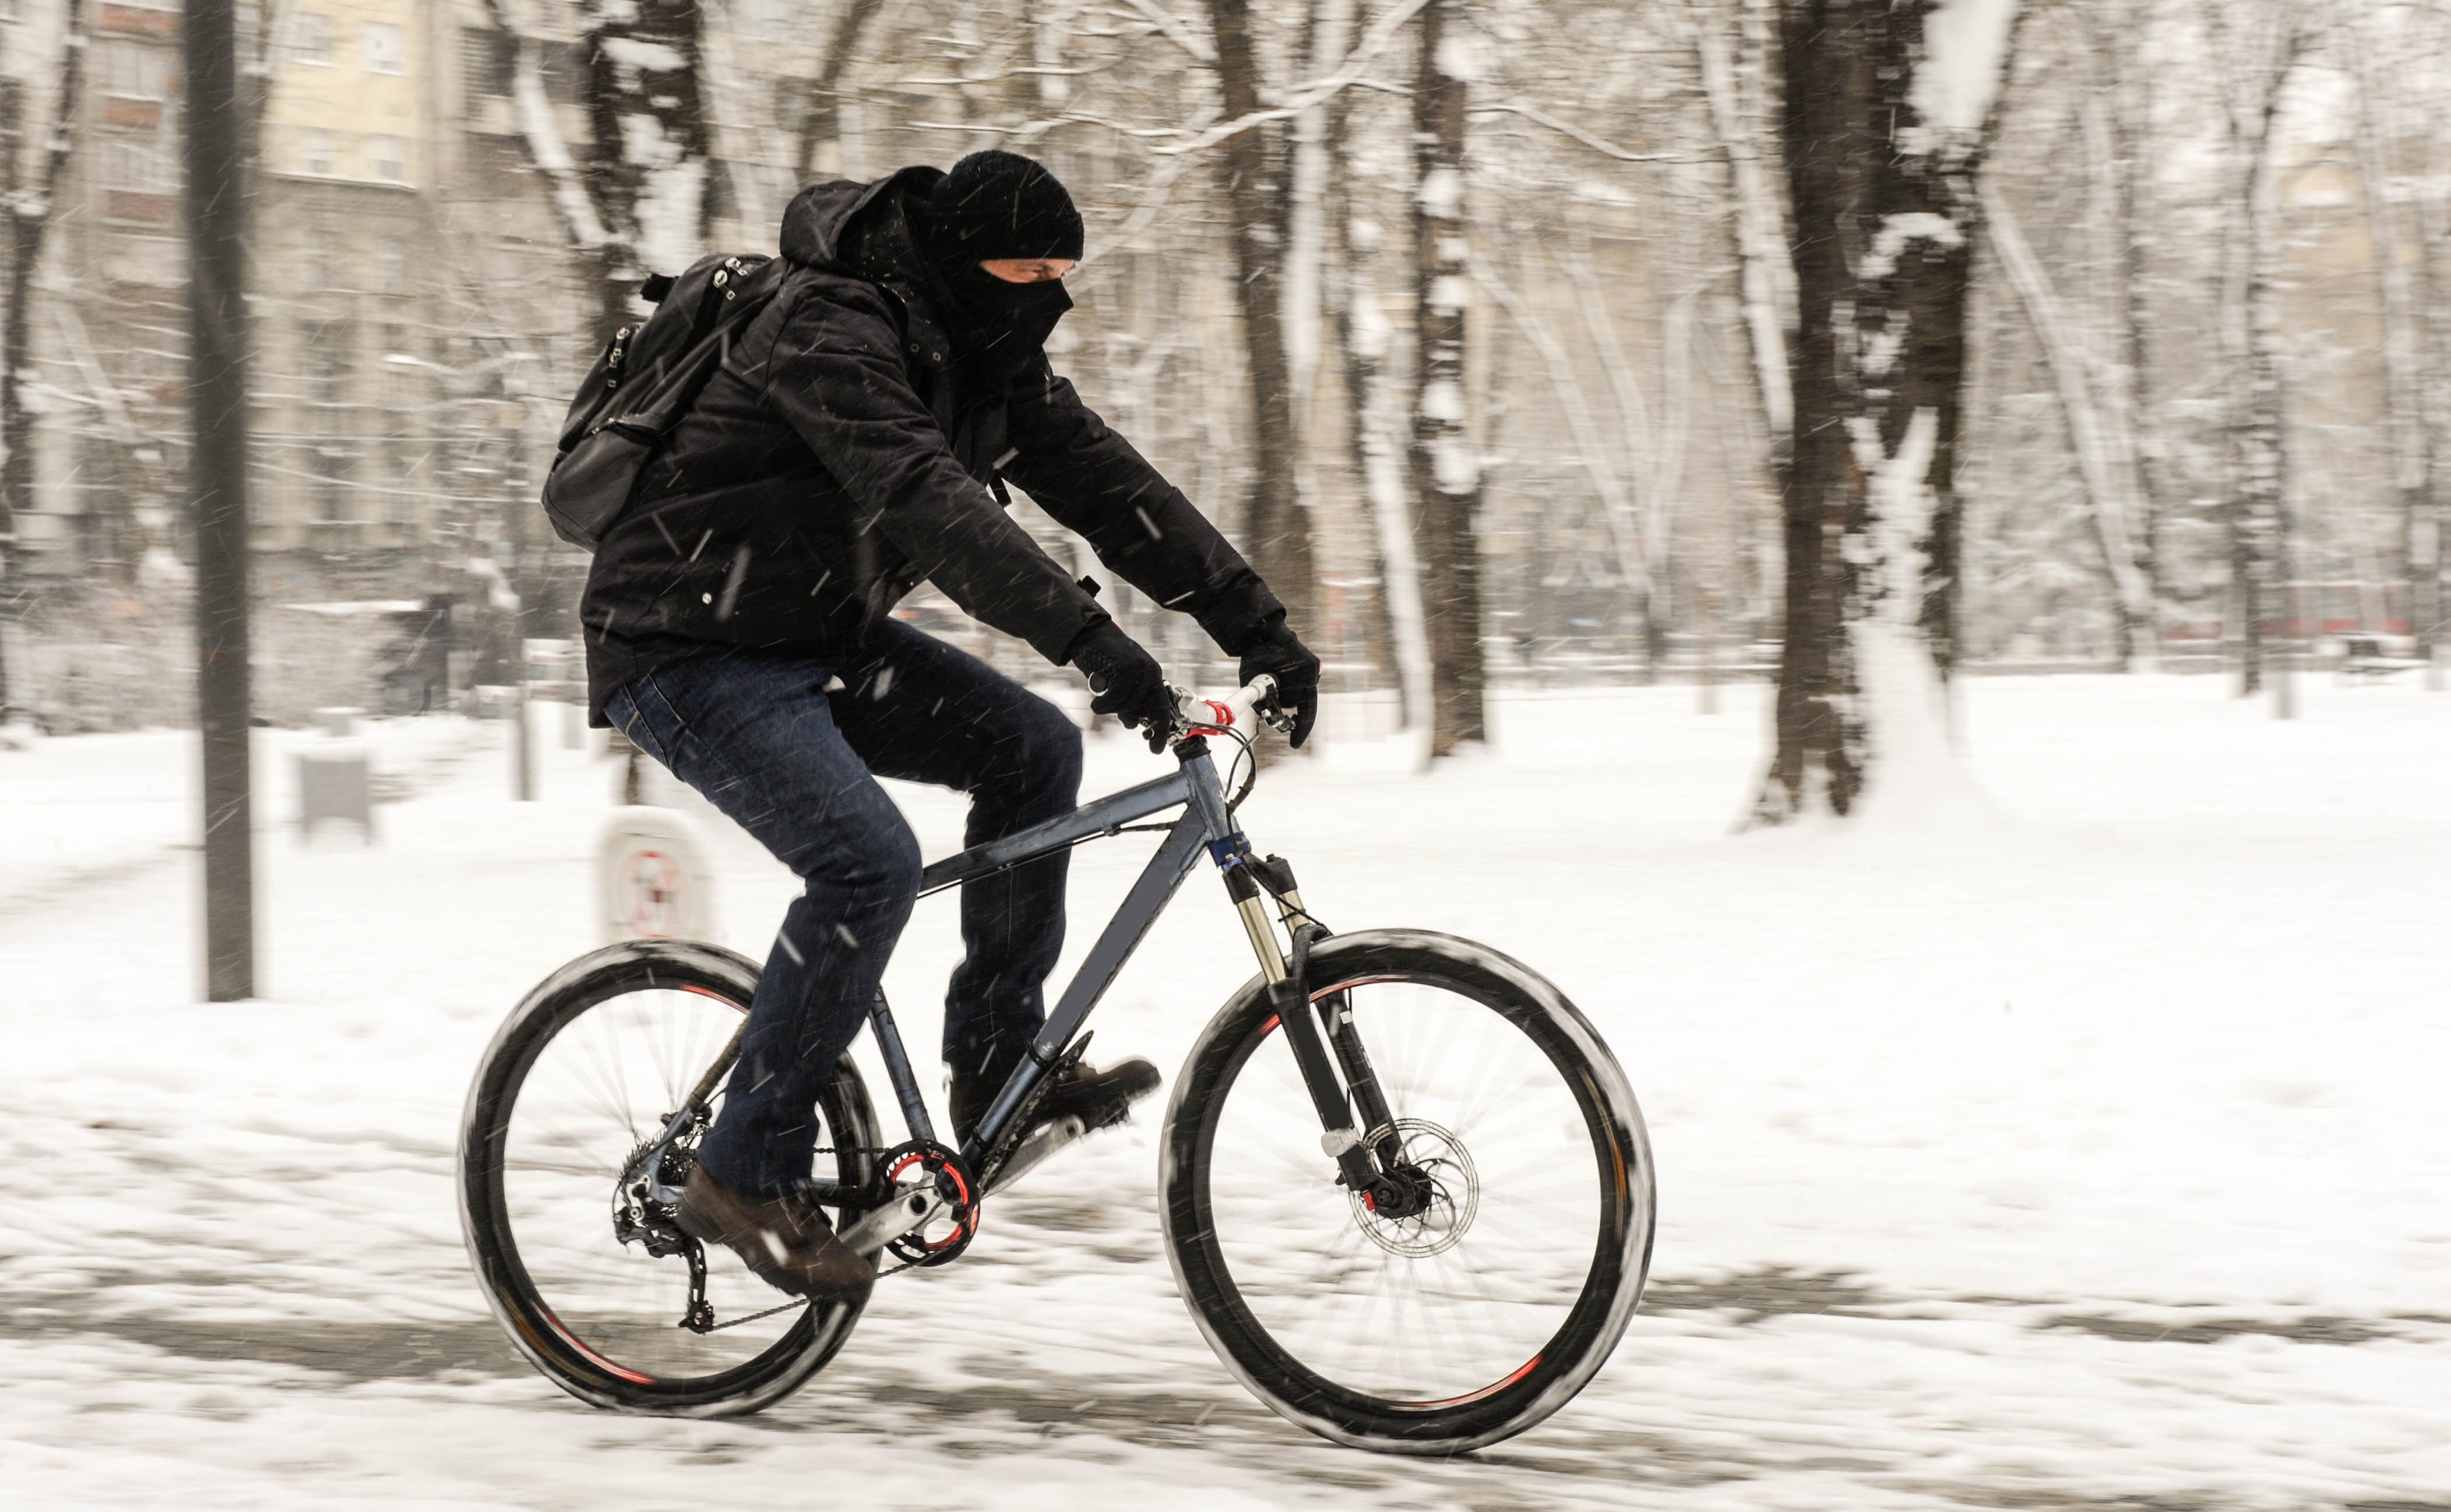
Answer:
[{"left": 1167, "top": 932, "right": 1650, "bottom": 1451}]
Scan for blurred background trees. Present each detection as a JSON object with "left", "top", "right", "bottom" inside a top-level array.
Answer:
[{"left": 0, "top": 0, "right": 2442, "bottom": 788}]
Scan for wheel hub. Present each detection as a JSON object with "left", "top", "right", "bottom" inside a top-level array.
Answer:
[{"left": 1348, "top": 1118, "right": 1478, "bottom": 1257}]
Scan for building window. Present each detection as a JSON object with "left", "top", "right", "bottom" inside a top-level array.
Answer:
[
  {"left": 96, "top": 39, "right": 171, "bottom": 98},
  {"left": 307, "top": 318, "right": 355, "bottom": 402},
  {"left": 290, "top": 12, "right": 332, "bottom": 66},
  {"left": 303, "top": 128, "right": 336, "bottom": 176},
  {"left": 462, "top": 28, "right": 514, "bottom": 98},
  {"left": 314, "top": 445, "right": 354, "bottom": 523},
  {"left": 362, "top": 22, "right": 404, "bottom": 75},
  {"left": 368, "top": 134, "right": 404, "bottom": 183},
  {"left": 375, "top": 245, "right": 407, "bottom": 294},
  {"left": 307, "top": 233, "right": 341, "bottom": 290},
  {"left": 96, "top": 138, "right": 171, "bottom": 191}
]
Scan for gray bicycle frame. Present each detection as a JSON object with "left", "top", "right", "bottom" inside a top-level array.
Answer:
[{"left": 858, "top": 739, "right": 1258, "bottom": 1175}]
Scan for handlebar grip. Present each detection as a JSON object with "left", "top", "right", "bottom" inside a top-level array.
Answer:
[{"left": 1168, "top": 675, "right": 1283, "bottom": 738}]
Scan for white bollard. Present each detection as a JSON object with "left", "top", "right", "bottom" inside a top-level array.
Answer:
[{"left": 596, "top": 806, "right": 720, "bottom": 944}]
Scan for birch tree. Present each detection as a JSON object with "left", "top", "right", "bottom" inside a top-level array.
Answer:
[
  {"left": 1754, "top": 0, "right": 2021, "bottom": 824},
  {"left": 2203, "top": 0, "right": 2309, "bottom": 706},
  {"left": 1326, "top": 87, "right": 1434, "bottom": 733},
  {"left": 1697, "top": 2, "right": 1793, "bottom": 473}
]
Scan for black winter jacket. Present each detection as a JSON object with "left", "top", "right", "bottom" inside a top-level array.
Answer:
[{"left": 580, "top": 168, "right": 1281, "bottom": 720}]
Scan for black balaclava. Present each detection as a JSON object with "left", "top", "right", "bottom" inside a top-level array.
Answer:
[{"left": 907, "top": 150, "right": 1084, "bottom": 387}]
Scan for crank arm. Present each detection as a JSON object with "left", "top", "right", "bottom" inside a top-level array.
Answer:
[
  {"left": 982, "top": 1114, "right": 1087, "bottom": 1196},
  {"left": 839, "top": 1184, "right": 952, "bottom": 1258}
]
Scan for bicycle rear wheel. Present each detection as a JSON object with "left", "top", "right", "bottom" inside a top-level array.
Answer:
[
  {"left": 1161, "top": 929, "right": 1653, "bottom": 1454},
  {"left": 458, "top": 940, "right": 879, "bottom": 1415}
]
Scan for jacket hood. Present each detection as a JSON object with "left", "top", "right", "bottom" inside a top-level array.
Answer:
[{"left": 779, "top": 166, "right": 942, "bottom": 270}]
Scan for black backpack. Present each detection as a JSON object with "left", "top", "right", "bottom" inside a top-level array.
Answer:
[{"left": 541, "top": 252, "right": 790, "bottom": 549}]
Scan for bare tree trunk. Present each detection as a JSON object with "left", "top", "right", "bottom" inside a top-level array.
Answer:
[
  {"left": 2345, "top": 14, "right": 2439, "bottom": 674},
  {"left": 1754, "top": 0, "right": 2020, "bottom": 824},
  {"left": 0, "top": 0, "right": 88, "bottom": 719},
  {"left": 1411, "top": 0, "right": 1484, "bottom": 754},
  {"left": 2420, "top": 37, "right": 2451, "bottom": 688},
  {"left": 1205, "top": 0, "right": 1315, "bottom": 664},
  {"left": 2063, "top": 0, "right": 2168, "bottom": 658},
  {"left": 583, "top": 0, "right": 713, "bottom": 341},
  {"left": 1327, "top": 101, "right": 1432, "bottom": 734},
  {"left": 2207, "top": 8, "right": 2305, "bottom": 706},
  {"left": 1286, "top": 0, "right": 1354, "bottom": 417},
  {"left": 1562, "top": 232, "right": 1670, "bottom": 678},
  {"left": 1984, "top": 183, "right": 2157, "bottom": 666},
  {"left": 1698, "top": 10, "right": 1794, "bottom": 466},
  {"left": 795, "top": 0, "right": 892, "bottom": 182},
  {"left": 481, "top": 0, "right": 614, "bottom": 292},
  {"left": 1478, "top": 258, "right": 1646, "bottom": 648}
]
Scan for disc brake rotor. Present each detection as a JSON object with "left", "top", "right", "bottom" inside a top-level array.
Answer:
[{"left": 1349, "top": 1118, "right": 1478, "bottom": 1259}]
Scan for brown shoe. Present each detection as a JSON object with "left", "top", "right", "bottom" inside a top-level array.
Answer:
[{"left": 674, "top": 1165, "right": 875, "bottom": 1301}]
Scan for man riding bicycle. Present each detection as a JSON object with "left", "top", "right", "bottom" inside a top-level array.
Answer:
[{"left": 582, "top": 151, "right": 1320, "bottom": 1305}]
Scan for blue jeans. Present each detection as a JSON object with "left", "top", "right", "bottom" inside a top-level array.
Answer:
[{"left": 604, "top": 622, "right": 1083, "bottom": 1196}]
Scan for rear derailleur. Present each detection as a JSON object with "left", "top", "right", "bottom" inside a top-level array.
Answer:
[{"left": 613, "top": 1114, "right": 718, "bottom": 1334}]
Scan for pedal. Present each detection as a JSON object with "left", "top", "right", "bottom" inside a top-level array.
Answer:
[{"left": 982, "top": 1113, "right": 1089, "bottom": 1196}]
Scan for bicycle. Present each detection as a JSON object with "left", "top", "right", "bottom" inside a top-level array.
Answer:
[{"left": 457, "top": 676, "right": 1654, "bottom": 1454}]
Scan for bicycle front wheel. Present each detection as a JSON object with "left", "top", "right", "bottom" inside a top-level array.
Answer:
[{"left": 1161, "top": 929, "right": 1653, "bottom": 1454}]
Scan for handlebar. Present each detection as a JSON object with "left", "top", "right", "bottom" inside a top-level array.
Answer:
[{"left": 1168, "top": 674, "right": 1287, "bottom": 742}]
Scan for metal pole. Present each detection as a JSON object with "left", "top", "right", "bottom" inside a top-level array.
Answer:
[
  {"left": 506, "top": 422, "right": 534, "bottom": 801},
  {"left": 186, "top": 0, "right": 254, "bottom": 999}
]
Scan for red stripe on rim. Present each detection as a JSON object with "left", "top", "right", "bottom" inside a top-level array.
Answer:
[
  {"left": 1396, "top": 1354, "right": 1540, "bottom": 1411},
  {"left": 678, "top": 984, "right": 742, "bottom": 1007},
  {"left": 1258, "top": 1014, "right": 1280, "bottom": 1034},
  {"left": 541, "top": 1307, "right": 656, "bottom": 1385}
]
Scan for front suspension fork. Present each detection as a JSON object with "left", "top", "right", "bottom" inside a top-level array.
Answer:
[{"left": 1225, "top": 854, "right": 1402, "bottom": 1197}]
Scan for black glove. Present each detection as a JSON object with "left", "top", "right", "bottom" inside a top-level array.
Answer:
[
  {"left": 1237, "top": 616, "right": 1321, "bottom": 749},
  {"left": 1068, "top": 621, "right": 1174, "bottom": 752}
]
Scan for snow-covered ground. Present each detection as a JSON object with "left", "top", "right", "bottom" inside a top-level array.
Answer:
[{"left": 4, "top": 675, "right": 2448, "bottom": 1510}]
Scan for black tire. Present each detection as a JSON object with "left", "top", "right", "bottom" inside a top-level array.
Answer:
[
  {"left": 1161, "top": 929, "right": 1653, "bottom": 1454},
  {"left": 458, "top": 939, "right": 879, "bottom": 1415}
]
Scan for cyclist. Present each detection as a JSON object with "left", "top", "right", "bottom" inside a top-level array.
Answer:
[{"left": 583, "top": 151, "right": 1320, "bottom": 1302}]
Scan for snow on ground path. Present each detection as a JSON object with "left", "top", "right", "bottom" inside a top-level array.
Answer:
[{"left": 3, "top": 677, "right": 2448, "bottom": 1509}]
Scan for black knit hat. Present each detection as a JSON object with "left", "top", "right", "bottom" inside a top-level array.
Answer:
[{"left": 918, "top": 150, "right": 1086, "bottom": 265}]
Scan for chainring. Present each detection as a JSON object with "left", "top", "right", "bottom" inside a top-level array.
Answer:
[{"left": 876, "top": 1139, "right": 980, "bottom": 1268}]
